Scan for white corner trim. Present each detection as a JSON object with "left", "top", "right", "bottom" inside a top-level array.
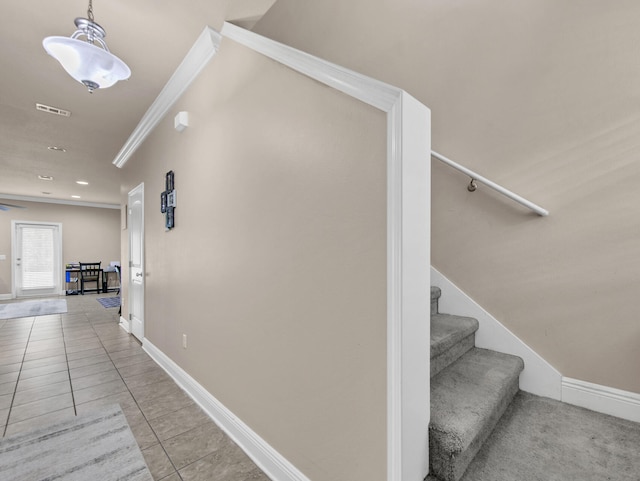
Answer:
[
  {"left": 431, "top": 266, "right": 562, "bottom": 400},
  {"left": 112, "top": 26, "right": 222, "bottom": 168},
  {"left": 223, "top": 22, "right": 431, "bottom": 481},
  {"left": 387, "top": 93, "right": 431, "bottom": 481},
  {"left": 221, "top": 22, "right": 401, "bottom": 113},
  {"left": 562, "top": 377, "right": 640, "bottom": 423},
  {"left": 143, "top": 340, "right": 312, "bottom": 481},
  {"left": 119, "top": 316, "right": 131, "bottom": 333}
]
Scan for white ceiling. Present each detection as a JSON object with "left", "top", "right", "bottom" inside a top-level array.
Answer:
[{"left": 0, "top": 0, "right": 275, "bottom": 208}]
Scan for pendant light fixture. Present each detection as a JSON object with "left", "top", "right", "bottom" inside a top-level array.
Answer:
[{"left": 43, "top": 0, "right": 131, "bottom": 93}]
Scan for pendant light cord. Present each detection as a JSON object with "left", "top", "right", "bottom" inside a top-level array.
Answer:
[{"left": 87, "top": 0, "right": 94, "bottom": 22}]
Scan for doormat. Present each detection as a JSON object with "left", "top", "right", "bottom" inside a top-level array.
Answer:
[
  {"left": 0, "top": 299, "right": 67, "bottom": 320},
  {"left": 0, "top": 404, "right": 153, "bottom": 481},
  {"left": 97, "top": 296, "right": 121, "bottom": 309}
]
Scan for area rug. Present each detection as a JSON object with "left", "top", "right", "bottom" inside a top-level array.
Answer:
[
  {"left": 97, "top": 296, "right": 121, "bottom": 309},
  {"left": 0, "top": 404, "right": 152, "bottom": 481},
  {"left": 0, "top": 299, "right": 67, "bottom": 320}
]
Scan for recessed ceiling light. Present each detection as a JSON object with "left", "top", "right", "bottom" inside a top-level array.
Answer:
[
  {"left": 38, "top": 175, "right": 54, "bottom": 181},
  {"left": 71, "top": 195, "right": 81, "bottom": 199},
  {"left": 47, "top": 146, "right": 67, "bottom": 153},
  {"left": 42, "top": 192, "right": 51, "bottom": 195},
  {"left": 76, "top": 180, "right": 89, "bottom": 185}
]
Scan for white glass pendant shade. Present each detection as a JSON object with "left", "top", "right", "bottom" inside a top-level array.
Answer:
[
  {"left": 43, "top": 36, "right": 130, "bottom": 91},
  {"left": 42, "top": 12, "right": 131, "bottom": 93}
]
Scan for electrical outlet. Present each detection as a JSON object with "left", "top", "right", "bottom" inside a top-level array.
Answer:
[
  {"left": 0, "top": 254, "right": 6, "bottom": 261},
  {"left": 182, "top": 334, "right": 187, "bottom": 349}
]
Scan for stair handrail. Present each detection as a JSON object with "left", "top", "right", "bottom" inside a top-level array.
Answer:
[{"left": 432, "top": 150, "right": 549, "bottom": 217}]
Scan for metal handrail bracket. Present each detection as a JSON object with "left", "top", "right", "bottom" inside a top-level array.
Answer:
[{"left": 432, "top": 151, "right": 549, "bottom": 217}]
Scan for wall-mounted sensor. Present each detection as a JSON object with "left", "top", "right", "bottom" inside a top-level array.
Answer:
[{"left": 174, "top": 111, "right": 189, "bottom": 132}]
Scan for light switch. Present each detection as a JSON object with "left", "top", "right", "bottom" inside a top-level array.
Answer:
[{"left": 0, "top": 255, "right": 6, "bottom": 261}]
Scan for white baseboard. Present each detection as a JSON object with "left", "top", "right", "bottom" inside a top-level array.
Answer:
[
  {"left": 0, "top": 294, "right": 11, "bottom": 300},
  {"left": 562, "top": 377, "right": 640, "bottom": 423},
  {"left": 431, "top": 266, "right": 562, "bottom": 400},
  {"left": 119, "top": 316, "right": 131, "bottom": 333},
  {"left": 143, "top": 340, "right": 311, "bottom": 481}
]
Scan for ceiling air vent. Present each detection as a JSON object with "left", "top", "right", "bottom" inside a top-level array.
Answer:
[{"left": 36, "top": 103, "right": 71, "bottom": 117}]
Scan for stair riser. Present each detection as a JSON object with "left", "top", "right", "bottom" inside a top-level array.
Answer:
[
  {"left": 429, "top": 286, "right": 525, "bottom": 481},
  {"left": 429, "top": 373, "right": 521, "bottom": 481},
  {"left": 431, "top": 333, "right": 474, "bottom": 378}
]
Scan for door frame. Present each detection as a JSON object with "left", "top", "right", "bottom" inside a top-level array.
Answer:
[
  {"left": 11, "top": 220, "right": 63, "bottom": 298},
  {"left": 128, "top": 183, "right": 145, "bottom": 341}
]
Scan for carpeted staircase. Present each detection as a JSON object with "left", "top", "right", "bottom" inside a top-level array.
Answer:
[{"left": 429, "top": 286, "right": 524, "bottom": 481}]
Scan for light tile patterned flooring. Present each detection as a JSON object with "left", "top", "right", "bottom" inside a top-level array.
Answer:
[{"left": 0, "top": 294, "right": 270, "bottom": 481}]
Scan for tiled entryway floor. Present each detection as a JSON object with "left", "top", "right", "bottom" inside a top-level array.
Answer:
[{"left": 0, "top": 294, "right": 270, "bottom": 481}]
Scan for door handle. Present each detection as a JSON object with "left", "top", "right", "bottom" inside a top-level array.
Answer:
[{"left": 135, "top": 272, "right": 143, "bottom": 277}]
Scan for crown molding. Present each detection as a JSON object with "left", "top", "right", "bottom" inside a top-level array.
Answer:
[
  {"left": 221, "top": 22, "right": 401, "bottom": 113},
  {"left": 112, "top": 26, "right": 222, "bottom": 168},
  {"left": 0, "top": 193, "right": 120, "bottom": 210}
]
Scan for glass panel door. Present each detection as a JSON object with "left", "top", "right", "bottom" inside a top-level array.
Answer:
[{"left": 14, "top": 222, "right": 62, "bottom": 297}]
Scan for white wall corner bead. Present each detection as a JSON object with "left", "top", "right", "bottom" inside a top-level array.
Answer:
[{"left": 174, "top": 111, "right": 189, "bottom": 132}]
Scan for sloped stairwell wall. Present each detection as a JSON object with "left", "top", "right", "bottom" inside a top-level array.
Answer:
[
  {"left": 254, "top": 0, "right": 640, "bottom": 395},
  {"left": 121, "top": 41, "right": 388, "bottom": 481},
  {"left": 119, "top": 27, "right": 431, "bottom": 481}
]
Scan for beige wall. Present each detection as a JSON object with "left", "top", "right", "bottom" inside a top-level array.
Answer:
[
  {"left": 120, "top": 38, "right": 388, "bottom": 481},
  {"left": 0, "top": 200, "right": 121, "bottom": 295},
  {"left": 255, "top": 0, "right": 640, "bottom": 393}
]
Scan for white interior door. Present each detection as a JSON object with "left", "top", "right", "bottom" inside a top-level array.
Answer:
[
  {"left": 12, "top": 221, "right": 62, "bottom": 298},
  {"left": 128, "top": 184, "right": 145, "bottom": 341}
]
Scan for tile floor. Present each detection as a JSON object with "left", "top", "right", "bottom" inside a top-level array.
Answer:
[{"left": 0, "top": 294, "right": 270, "bottom": 481}]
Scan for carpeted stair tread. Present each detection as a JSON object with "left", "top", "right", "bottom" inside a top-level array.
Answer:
[
  {"left": 430, "top": 348, "right": 524, "bottom": 481},
  {"left": 431, "top": 313, "right": 478, "bottom": 377},
  {"left": 431, "top": 314, "right": 478, "bottom": 357}
]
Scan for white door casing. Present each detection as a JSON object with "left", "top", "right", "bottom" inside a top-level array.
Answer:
[
  {"left": 128, "top": 183, "right": 145, "bottom": 341},
  {"left": 12, "top": 221, "right": 63, "bottom": 298}
]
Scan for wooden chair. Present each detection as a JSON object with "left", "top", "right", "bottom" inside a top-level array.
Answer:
[
  {"left": 113, "top": 265, "right": 121, "bottom": 296},
  {"left": 114, "top": 265, "right": 121, "bottom": 316},
  {"left": 79, "top": 262, "right": 101, "bottom": 294}
]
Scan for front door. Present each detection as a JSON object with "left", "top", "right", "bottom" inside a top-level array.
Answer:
[
  {"left": 128, "top": 184, "right": 144, "bottom": 341},
  {"left": 12, "top": 221, "right": 62, "bottom": 298}
]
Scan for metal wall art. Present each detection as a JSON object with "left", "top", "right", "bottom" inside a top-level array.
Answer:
[{"left": 161, "top": 170, "right": 176, "bottom": 230}]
